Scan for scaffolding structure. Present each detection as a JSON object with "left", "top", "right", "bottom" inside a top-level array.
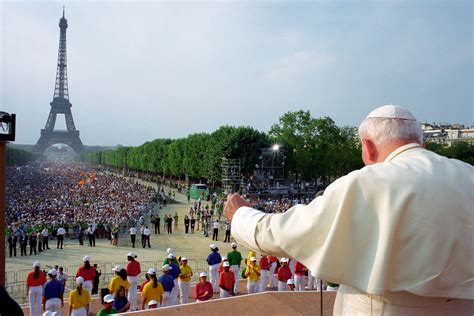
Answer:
[
  {"left": 221, "top": 157, "right": 241, "bottom": 194},
  {"left": 257, "top": 147, "right": 285, "bottom": 181}
]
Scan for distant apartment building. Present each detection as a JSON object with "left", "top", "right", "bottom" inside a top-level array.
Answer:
[{"left": 421, "top": 123, "right": 474, "bottom": 146}]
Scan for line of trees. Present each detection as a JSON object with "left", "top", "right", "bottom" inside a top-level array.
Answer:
[
  {"left": 7, "top": 147, "right": 43, "bottom": 166},
  {"left": 77, "top": 111, "right": 364, "bottom": 184}
]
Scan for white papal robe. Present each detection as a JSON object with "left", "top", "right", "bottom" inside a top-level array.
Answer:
[{"left": 232, "top": 144, "right": 474, "bottom": 314}]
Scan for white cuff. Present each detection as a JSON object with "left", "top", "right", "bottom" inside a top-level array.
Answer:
[{"left": 231, "top": 206, "right": 266, "bottom": 252}]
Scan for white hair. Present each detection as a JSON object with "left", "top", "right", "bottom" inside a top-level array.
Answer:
[{"left": 358, "top": 118, "right": 423, "bottom": 145}]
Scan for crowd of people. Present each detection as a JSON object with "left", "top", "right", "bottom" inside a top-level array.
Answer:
[
  {"left": 26, "top": 241, "right": 333, "bottom": 315},
  {"left": 6, "top": 163, "right": 156, "bottom": 256}
]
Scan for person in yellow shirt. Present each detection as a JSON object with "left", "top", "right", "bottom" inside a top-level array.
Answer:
[
  {"left": 109, "top": 266, "right": 131, "bottom": 296},
  {"left": 178, "top": 257, "right": 193, "bottom": 304},
  {"left": 69, "top": 276, "right": 90, "bottom": 316},
  {"left": 245, "top": 256, "right": 261, "bottom": 294},
  {"left": 246, "top": 250, "right": 256, "bottom": 266},
  {"left": 141, "top": 268, "right": 163, "bottom": 309}
]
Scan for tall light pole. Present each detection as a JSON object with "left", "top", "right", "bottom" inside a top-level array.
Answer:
[{"left": 0, "top": 112, "right": 16, "bottom": 287}]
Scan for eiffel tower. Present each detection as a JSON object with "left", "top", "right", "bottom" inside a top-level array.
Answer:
[{"left": 34, "top": 8, "right": 84, "bottom": 153}]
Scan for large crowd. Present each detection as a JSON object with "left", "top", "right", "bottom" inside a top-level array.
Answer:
[{"left": 6, "top": 163, "right": 155, "bottom": 257}]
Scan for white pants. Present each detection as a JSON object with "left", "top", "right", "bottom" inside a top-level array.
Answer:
[
  {"left": 178, "top": 280, "right": 190, "bottom": 304},
  {"left": 219, "top": 288, "right": 231, "bottom": 298},
  {"left": 231, "top": 264, "right": 239, "bottom": 293},
  {"left": 294, "top": 274, "right": 306, "bottom": 291},
  {"left": 45, "top": 298, "right": 61, "bottom": 314},
  {"left": 127, "top": 275, "right": 139, "bottom": 311},
  {"left": 162, "top": 291, "right": 173, "bottom": 307},
  {"left": 209, "top": 264, "right": 219, "bottom": 293},
  {"left": 307, "top": 272, "right": 321, "bottom": 290},
  {"left": 247, "top": 280, "right": 259, "bottom": 294},
  {"left": 268, "top": 262, "right": 277, "bottom": 288},
  {"left": 83, "top": 280, "right": 93, "bottom": 311},
  {"left": 171, "top": 279, "right": 179, "bottom": 305},
  {"left": 278, "top": 280, "right": 287, "bottom": 291},
  {"left": 29, "top": 285, "right": 42, "bottom": 316},
  {"left": 71, "top": 307, "right": 87, "bottom": 316},
  {"left": 259, "top": 270, "right": 268, "bottom": 292}
]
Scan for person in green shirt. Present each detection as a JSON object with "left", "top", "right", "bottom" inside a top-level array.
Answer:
[{"left": 97, "top": 294, "right": 117, "bottom": 316}]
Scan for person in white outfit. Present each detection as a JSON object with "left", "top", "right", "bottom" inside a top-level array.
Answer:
[
  {"left": 26, "top": 261, "right": 46, "bottom": 316},
  {"left": 178, "top": 257, "right": 193, "bottom": 304}
]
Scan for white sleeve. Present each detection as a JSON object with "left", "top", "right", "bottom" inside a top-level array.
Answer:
[{"left": 230, "top": 206, "right": 266, "bottom": 252}]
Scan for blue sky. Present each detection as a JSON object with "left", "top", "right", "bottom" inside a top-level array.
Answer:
[{"left": 1, "top": 1, "right": 472, "bottom": 146}]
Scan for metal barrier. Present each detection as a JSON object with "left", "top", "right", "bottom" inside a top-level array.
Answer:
[{"left": 5, "top": 259, "right": 210, "bottom": 304}]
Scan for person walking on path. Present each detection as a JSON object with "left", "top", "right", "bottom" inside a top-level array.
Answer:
[
  {"left": 42, "top": 227, "right": 49, "bottom": 249},
  {"left": 223, "top": 222, "right": 231, "bottom": 242},
  {"left": 143, "top": 226, "right": 151, "bottom": 248},
  {"left": 56, "top": 226, "right": 66, "bottom": 249},
  {"left": 126, "top": 252, "right": 141, "bottom": 311},
  {"left": 129, "top": 226, "right": 137, "bottom": 248},
  {"left": 190, "top": 216, "right": 196, "bottom": 234},
  {"left": 212, "top": 220, "right": 220, "bottom": 241},
  {"left": 184, "top": 215, "right": 190, "bottom": 234},
  {"left": 154, "top": 215, "right": 160, "bottom": 234}
]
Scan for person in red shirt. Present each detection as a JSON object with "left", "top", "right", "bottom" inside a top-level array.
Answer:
[
  {"left": 139, "top": 273, "right": 150, "bottom": 293},
  {"left": 294, "top": 260, "right": 308, "bottom": 291},
  {"left": 126, "top": 252, "right": 141, "bottom": 311},
  {"left": 259, "top": 255, "right": 270, "bottom": 292},
  {"left": 277, "top": 258, "right": 292, "bottom": 291},
  {"left": 218, "top": 257, "right": 233, "bottom": 274},
  {"left": 75, "top": 255, "right": 96, "bottom": 311},
  {"left": 268, "top": 256, "right": 278, "bottom": 289},
  {"left": 194, "top": 272, "right": 213, "bottom": 302},
  {"left": 218, "top": 262, "right": 235, "bottom": 298},
  {"left": 26, "top": 261, "right": 47, "bottom": 316}
]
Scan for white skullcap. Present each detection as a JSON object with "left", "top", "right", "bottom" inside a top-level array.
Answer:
[
  {"left": 210, "top": 244, "right": 217, "bottom": 249},
  {"left": 167, "top": 253, "right": 175, "bottom": 259},
  {"left": 166, "top": 248, "right": 173, "bottom": 254},
  {"left": 366, "top": 105, "right": 416, "bottom": 121},
  {"left": 112, "top": 265, "right": 123, "bottom": 272},
  {"left": 199, "top": 272, "right": 208, "bottom": 277},
  {"left": 181, "top": 257, "right": 188, "bottom": 261},
  {"left": 222, "top": 256, "right": 227, "bottom": 261},
  {"left": 280, "top": 257, "right": 288, "bottom": 263},
  {"left": 223, "top": 261, "right": 230, "bottom": 267},
  {"left": 83, "top": 256, "right": 91, "bottom": 262},
  {"left": 231, "top": 242, "right": 237, "bottom": 248},
  {"left": 103, "top": 294, "right": 115, "bottom": 303},
  {"left": 33, "top": 261, "right": 41, "bottom": 268},
  {"left": 147, "top": 268, "right": 156, "bottom": 275},
  {"left": 287, "top": 279, "right": 295, "bottom": 285},
  {"left": 250, "top": 256, "right": 257, "bottom": 262},
  {"left": 48, "top": 269, "right": 58, "bottom": 276},
  {"left": 162, "top": 264, "right": 172, "bottom": 272},
  {"left": 127, "top": 252, "right": 137, "bottom": 258},
  {"left": 76, "top": 276, "right": 85, "bottom": 285},
  {"left": 148, "top": 299, "right": 158, "bottom": 306}
]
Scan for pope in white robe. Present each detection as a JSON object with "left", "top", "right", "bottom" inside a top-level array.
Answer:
[{"left": 226, "top": 105, "right": 474, "bottom": 315}]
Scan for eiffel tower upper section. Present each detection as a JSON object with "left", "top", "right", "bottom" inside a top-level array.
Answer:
[{"left": 35, "top": 8, "right": 84, "bottom": 153}]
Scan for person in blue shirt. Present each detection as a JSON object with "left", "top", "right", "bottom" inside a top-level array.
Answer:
[
  {"left": 158, "top": 265, "right": 175, "bottom": 307},
  {"left": 42, "top": 269, "right": 64, "bottom": 313},
  {"left": 207, "top": 244, "right": 222, "bottom": 294},
  {"left": 168, "top": 255, "right": 181, "bottom": 305}
]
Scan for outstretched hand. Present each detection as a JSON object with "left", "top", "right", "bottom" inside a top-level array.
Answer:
[{"left": 224, "top": 194, "right": 251, "bottom": 222}]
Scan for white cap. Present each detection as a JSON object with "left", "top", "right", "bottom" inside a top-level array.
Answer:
[
  {"left": 366, "top": 105, "right": 416, "bottom": 121},
  {"left": 166, "top": 248, "right": 173, "bottom": 254},
  {"left": 83, "top": 256, "right": 91, "bottom": 262},
  {"left": 287, "top": 279, "right": 294, "bottom": 285},
  {"left": 127, "top": 252, "right": 137, "bottom": 258},
  {"left": 42, "top": 311, "right": 58, "bottom": 316},
  {"left": 231, "top": 242, "right": 237, "bottom": 248},
  {"left": 103, "top": 294, "right": 115, "bottom": 303},
  {"left": 210, "top": 244, "right": 217, "bottom": 249},
  {"left": 223, "top": 261, "right": 230, "bottom": 267},
  {"left": 148, "top": 299, "right": 158, "bottom": 306},
  {"left": 280, "top": 258, "right": 288, "bottom": 263},
  {"left": 162, "top": 264, "right": 172, "bottom": 272},
  {"left": 33, "top": 261, "right": 41, "bottom": 268},
  {"left": 250, "top": 256, "right": 256, "bottom": 262},
  {"left": 199, "top": 272, "right": 207, "bottom": 278},
  {"left": 147, "top": 268, "right": 156, "bottom": 275},
  {"left": 222, "top": 256, "right": 227, "bottom": 261},
  {"left": 76, "top": 276, "right": 84, "bottom": 285},
  {"left": 48, "top": 269, "right": 57, "bottom": 276},
  {"left": 181, "top": 257, "right": 188, "bottom": 261},
  {"left": 167, "top": 253, "right": 175, "bottom": 259},
  {"left": 112, "top": 265, "right": 123, "bottom": 272}
]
